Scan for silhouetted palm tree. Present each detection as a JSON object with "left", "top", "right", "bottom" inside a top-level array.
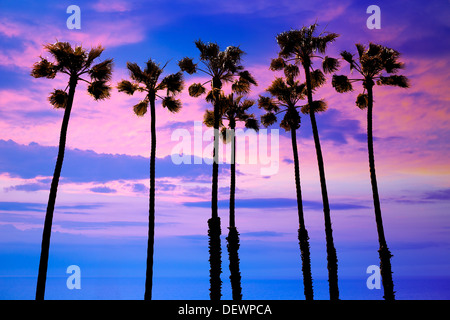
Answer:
[
  {"left": 273, "top": 23, "right": 341, "bottom": 300},
  {"left": 258, "top": 59, "right": 315, "bottom": 300},
  {"left": 204, "top": 93, "right": 259, "bottom": 300},
  {"left": 31, "top": 42, "right": 113, "bottom": 300},
  {"left": 118, "top": 59, "right": 183, "bottom": 300},
  {"left": 178, "top": 40, "right": 256, "bottom": 300},
  {"left": 332, "top": 43, "right": 409, "bottom": 300}
]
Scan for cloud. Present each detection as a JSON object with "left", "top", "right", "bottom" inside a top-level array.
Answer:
[
  {"left": 5, "top": 182, "right": 49, "bottom": 192},
  {"left": 423, "top": 189, "right": 450, "bottom": 201},
  {"left": 0, "top": 201, "right": 103, "bottom": 212},
  {"left": 0, "top": 16, "right": 146, "bottom": 70},
  {"left": 89, "top": 186, "right": 117, "bottom": 194},
  {"left": 241, "top": 231, "right": 287, "bottom": 238},
  {"left": 131, "top": 183, "right": 149, "bottom": 194},
  {"left": 0, "top": 139, "right": 222, "bottom": 183},
  {"left": 92, "top": 0, "right": 131, "bottom": 12},
  {"left": 182, "top": 197, "right": 369, "bottom": 210}
]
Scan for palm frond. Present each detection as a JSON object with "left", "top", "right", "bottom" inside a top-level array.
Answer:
[
  {"left": 127, "top": 62, "right": 147, "bottom": 84},
  {"left": 315, "top": 32, "right": 339, "bottom": 54},
  {"left": 332, "top": 75, "right": 353, "bottom": 93},
  {"left": 195, "top": 40, "right": 220, "bottom": 61},
  {"left": 367, "top": 43, "right": 382, "bottom": 57},
  {"left": 270, "top": 57, "right": 286, "bottom": 71},
  {"left": 188, "top": 83, "right": 206, "bottom": 97},
  {"left": 205, "top": 89, "right": 217, "bottom": 104},
  {"left": 203, "top": 108, "right": 224, "bottom": 128},
  {"left": 309, "top": 69, "right": 326, "bottom": 89},
  {"left": 276, "top": 29, "right": 301, "bottom": 58},
  {"left": 280, "top": 108, "right": 300, "bottom": 131},
  {"left": 133, "top": 99, "right": 148, "bottom": 116},
  {"left": 160, "top": 72, "right": 184, "bottom": 95},
  {"left": 356, "top": 93, "right": 368, "bottom": 109},
  {"left": 162, "top": 96, "right": 182, "bottom": 113},
  {"left": 145, "top": 59, "right": 162, "bottom": 78},
  {"left": 44, "top": 41, "right": 75, "bottom": 71},
  {"left": 355, "top": 43, "right": 365, "bottom": 58},
  {"left": 294, "top": 82, "right": 306, "bottom": 97},
  {"left": 258, "top": 96, "right": 279, "bottom": 112},
  {"left": 238, "top": 70, "right": 257, "bottom": 85},
  {"left": 231, "top": 79, "right": 251, "bottom": 94},
  {"left": 261, "top": 112, "right": 277, "bottom": 127},
  {"left": 240, "top": 99, "right": 255, "bottom": 111},
  {"left": 322, "top": 56, "right": 340, "bottom": 74},
  {"left": 267, "top": 77, "right": 289, "bottom": 100},
  {"left": 31, "top": 58, "right": 57, "bottom": 79},
  {"left": 284, "top": 64, "right": 300, "bottom": 79},
  {"left": 224, "top": 45, "right": 244, "bottom": 64},
  {"left": 88, "top": 80, "right": 111, "bottom": 100},
  {"left": 377, "top": 75, "right": 409, "bottom": 88},
  {"left": 89, "top": 59, "right": 113, "bottom": 81},
  {"left": 301, "top": 99, "right": 327, "bottom": 114},
  {"left": 117, "top": 80, "right": 139, "bottom": 95},
  {"left": 86, "top": 45, "right": 104, "bottom": 67},
  {"left": 48, "top": 89, "right": 68, "bottom": 109},
  {"left": 219, "top": 127, "right": 231, "bottom": 144},
  {"left": 178, "top": 57, "right": 197, "bottom": 74},
  {"left": 340, "top": 51, "right": 355, "bottom": 65},
  {"left": 244, "top": 117, "right": 259, "bottom": 132}
]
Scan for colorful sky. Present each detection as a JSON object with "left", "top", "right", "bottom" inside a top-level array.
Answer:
[{"left": 0, "top": 0, "right": 449, "bottom": 299}]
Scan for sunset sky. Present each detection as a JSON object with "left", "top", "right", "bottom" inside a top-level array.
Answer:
[{"left": 0, "top": 0, "right": 449, "bottom": 299}]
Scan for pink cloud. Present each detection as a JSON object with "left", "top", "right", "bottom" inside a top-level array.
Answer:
[
  {"left": 0, "top": 18, "right": 146, "bottom": 70},
  {"left": 92, "top": 0, "right": 131, "bottom": 12}
]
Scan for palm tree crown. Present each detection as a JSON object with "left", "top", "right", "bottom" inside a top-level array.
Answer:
[
  {"left": 272, "top": 24, "right": 340, "bottom": 102},
  {"left": 31, "top": 41, "right": 113, "bottom": 104},
  {"left": 118, "top": 59, "right": 184, "bottom": 114},
  {"left": 258, "top": 57, "right": 311, "bottom": 131},
  {"left": 204, "top": 93, "right": 259, "bottom": 136},
  {"left": 178, "top": 39, "right": 257, "bottom": 97},
  {"left": 332, "top": 43, "right": 409, "bottom": 105}
]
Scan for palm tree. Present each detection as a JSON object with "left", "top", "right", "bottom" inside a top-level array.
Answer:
[
  {"left": 204, "top": 93, "right": 259, "bottom": 300},
  {"left": 31, "top": 41, "right": 113, "bottom": 300},
  {"left": 273, "top": 23, "right": 341, "bottom": 300},
  {"left": 178, "top": 40, "right": 256, "bottom": 300},
  {"left": 258, "top": 59, "right": 316, "bottom": 300},
  {"left": 117, "top": 60, "right": 183, "bottom": 300},
  {"left": 332, "top": 43, "right": 409, "bottom": 300}
]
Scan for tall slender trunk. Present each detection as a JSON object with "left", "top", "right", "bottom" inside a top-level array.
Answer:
[
  {"left": 227, "top": 121, "right": 242, "bottom": 300},
  {"left": 290, "top": 126, "right": 314, "bottom": 300},
  {"left": 36, "top": 75, "right": 77, "bottom": 300},
  {"left": 209, "top": 81, "right": 222, "bottom": 300},
  {"left": 144, "top": 94, "right": 156, "bottom": 300},
  {"left": 366, "top": 84, "right": 395, "bottom": 300},
  {"left": 229, "top": 121, "right": 236, "bottom": 230},
  {"left": 304, "top": 64, "right": 339, "bottom": 300}
]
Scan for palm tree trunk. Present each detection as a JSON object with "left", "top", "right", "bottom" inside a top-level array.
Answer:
[
  {"left": 227, "top": 121, "right": 242, "bottom": 300},
  {"left": 144, "top": 95, "right": 156, "bottom": 300},
  {"left": 36, "top": 76, "right": 77, "bottom": 300},
  {"left": 290, "top": 126, "right": 314, "bottom": 300},
  {"left": 366, "top": 84, "right": 395, "bottom": 300},
  {"left": 209, "top": 84, "right": 222, "bottom": 300},
  {"left": 229, "top": 122, "right": 236, "bottom": 230},
  {"left": 304, "top": 65, "right": 339, "bottom": 300}
]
